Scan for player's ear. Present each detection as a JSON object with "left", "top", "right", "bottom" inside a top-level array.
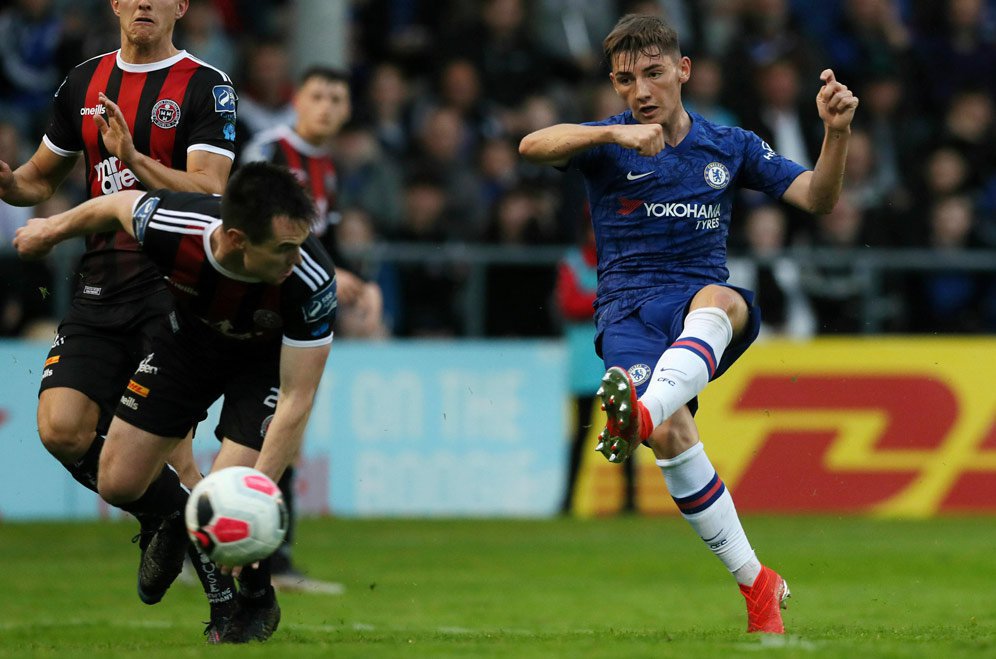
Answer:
[
  {"left": 226, "top": 228, "right": 249, "bottom": 250},
  {"left": 109, "top": 0, "right": 120, "bottom": 16},
  {"left": 176, "top": 0, "right": 189, "bottom": 19}
]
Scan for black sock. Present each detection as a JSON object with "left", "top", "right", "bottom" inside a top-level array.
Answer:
[
  {"left": 63, "top": 433, "right": 103, "bottom": 494},
  {"left": 274, "top": 466, "right": 296, "bottom": 572},
  {"left": 187, "top": 544, "right": 236, "bottom": 613},
  {"left": 117, "top": 464, "right": 188, "bottom": 522},
  {"left": 237, "top": 557, "right": 274, "bottom": 604}
]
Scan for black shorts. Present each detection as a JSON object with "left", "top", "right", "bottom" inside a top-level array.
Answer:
[
  {"left": 39, "top": 291, "right": 174, "bottom": 435},
  {"left": 113, "top": 325, "right": 281, "bottom": 451}
]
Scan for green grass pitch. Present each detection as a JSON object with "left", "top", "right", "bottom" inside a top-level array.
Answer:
[{"left": 0, "top": 516, "right": 993, "bottom": 657}]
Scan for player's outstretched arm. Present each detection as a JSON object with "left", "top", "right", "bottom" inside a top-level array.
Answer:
[
  {"left": 0, "top": 143, "right": 79, "bottom": 207},
  {"left": 252, "top": 342, "right": 332, "bottom": 482},
  {"left": 13, "top": 190, "right": 143, "bottom": 259},
  {"left": 519, "top": 122, "right": 665, "bottom": 167},
  {"left": 782, "top": 69, "right": 859, "bottom": 215}
]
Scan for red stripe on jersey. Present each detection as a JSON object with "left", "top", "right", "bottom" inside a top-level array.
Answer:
[
  {"left": 116, "top": 70, "right": 147, "bottom": 138},
  {"left": 171, "top": 233, "right": 207, "bottom": 293},
  {"left": 306, "top": 156, "right": 329, "bottom": 207},
  {"left": 278, "top": 138, "right": 304, "bottom": 171},
  {"left": 82, "top": 54, "right": 118, "bottom": 198},
  {"left": 149, "top": 59, "right": 198, "bottom": 166},
  {"left": 210, "top": 274, "right": 250, "bottom": 328}
]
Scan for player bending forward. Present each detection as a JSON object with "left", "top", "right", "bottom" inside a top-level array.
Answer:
[
  {"left": 15, "top": 162, "right": 336, "bottom": 643},
  {"left": 520, "top": 14, "right": 857, "bottom": 633}
]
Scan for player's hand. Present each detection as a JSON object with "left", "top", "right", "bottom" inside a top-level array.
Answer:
[
  {"left": 219, "top": 560, "right": 260, "bottom": 578},
  {"left": 0, "top": 158, "right": 14, "bottom": 198},
  {"left": 95, "top": 92, "right": 139, "bottom": 164},
  {"left": 816, "top": 69, "right": 859, "bottom": 132},
  {"left": 334, "top": 267, "right": 363, "bottom": 305},
  {"left": 13, "top": 217, "right": 55, "bottom": 260},
  {"left": 614, "top": 123, "right": 666, "bottom": 157}
]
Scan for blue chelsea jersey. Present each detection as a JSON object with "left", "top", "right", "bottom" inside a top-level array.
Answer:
[{"left": 571, "top": 110, "right": 807, "bottom": 334}]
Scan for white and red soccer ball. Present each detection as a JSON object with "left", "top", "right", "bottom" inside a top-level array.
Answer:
[{"left": 185, "top": 466, "right": 288, "bottom": 566}]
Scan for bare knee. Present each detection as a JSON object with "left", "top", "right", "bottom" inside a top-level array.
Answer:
[
  {"left": 691, "top": 285, "right": 748, "bottom": 334},
  {"left": 38, "top": 400, "right": 99, "bottom": 463},
  {"left": 97, "top": 442, "right": 146, "bottom": 505},
  {"left": 647, "top": 407, "right": 699, "bottom": 459}
]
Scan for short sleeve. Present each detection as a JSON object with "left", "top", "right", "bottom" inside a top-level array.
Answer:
[{"left": 736, "top": 129, "right": 808, "bottom": 199}]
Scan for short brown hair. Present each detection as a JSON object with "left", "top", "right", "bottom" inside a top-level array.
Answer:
[{"left": 603, "top": 14, "right": 681, "bottom": 67}]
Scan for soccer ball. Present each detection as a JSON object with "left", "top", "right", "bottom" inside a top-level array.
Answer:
[{"left": 185, "top": 466, "right": 288, "bottom": 566}]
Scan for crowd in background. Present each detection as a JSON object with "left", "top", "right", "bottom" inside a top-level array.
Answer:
[{"left": 2, "top": 0, "right": 996, "bottom": 338}]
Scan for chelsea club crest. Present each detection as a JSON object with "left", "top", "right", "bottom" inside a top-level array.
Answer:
[{"left": 704, "top": 162, "right": 730, "bottom": 190}]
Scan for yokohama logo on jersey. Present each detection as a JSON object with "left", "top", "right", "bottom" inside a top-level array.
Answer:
[{"left": 95, "top": 156, "right": 139, "bottom": 195}]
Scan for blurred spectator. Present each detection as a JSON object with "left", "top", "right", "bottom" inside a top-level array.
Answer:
[
  {"left": 482, "top": 187, "right": 558, "bottom": 337},
  {"left": 799, "top": 194, "right": 872, "bottom": 333},
  {"left": 176, "top": 1, "right": 237, "bottom": 75},
  {"left": 235, "top": 40, "right": 296, "bottom": 152},
  {"left": 908, "top": 195, "right": 991, "bottom": 332},
  {"left": 683, "top": 56, "right": 738, "bottom": 126},
  {"left": 352, "top": 0, "right": 448, "bottom": 78},
  {"left": 938, "top": 89, "right": 996, "bottom": 183},
  {"left": 556, "top": 215, "right": 637, "bottom": 514},
  {"left": 361, "top": 61, "right": 416, "bottom": 158},
  {"left": 478, "top": 137, "right": 522, "bottom": 208},
  {"left": 531, "top": 0, "right": 617, "bottom": 79},
  {"left": 394, "top": 174, "right": 465, "bottom": 336},
  {"left": 333, "top": 207, "right": 391, "bottom": 339},
  {"left": 0, "top": 0, "right": 64, "bottom": 138},
  {"left": 335, "top": 120, "right": 406, "bottom": 235},
  {"left": 420, "top": 58, "right": 505, "bottom": 149},
  {"left": 857, "top": 68, "right": 931, "bottom": 219},
  {"left": 742, "top": 57, "right": 822, "bottom": 169},
  {"left": 407, "top": 105, "right": 486, "bottom": 239},
  {"left": 721, "top": 0, "right": 822, "bottom": 117},
  {"left": 446, "top": 0, "right": 554, "bottom": 109},
  {"left": 912, "top": 0, "right": 996, "bottom": 113},
  {"left": 728, "top": 203, "right": 816, "bottom": 337},
  {"left": 814, "top": 0, "right": 911, "bottom": 90}
]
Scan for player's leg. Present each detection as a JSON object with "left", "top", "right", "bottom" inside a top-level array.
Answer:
[
  {"left": 98, "top": 416, "right": 197, "bottom": 604},
  {"left": 107, "top": 336, "right": 237, "bottom": 619},
  {"left": 211, "top": 439, "right": 282, "bottom": 644},
  {"left": 647, "top": 409, "right": 789, "bottom": 633},
  {"left": 638, "top": 285, "right": 748, "bottom": 428},
  {"left": 597, "top": 288, "right": 788, "bottom": 632}
]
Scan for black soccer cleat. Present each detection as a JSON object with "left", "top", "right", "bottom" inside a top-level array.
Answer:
[
  {"left": 137, "top": 515, "right": 190, "bottom": 605},
  {"left": 219, "top": 592, "right": 281, "bottom": 643},
  {"left": 203, "top": 606, "right": 234, "bottom": 644}
]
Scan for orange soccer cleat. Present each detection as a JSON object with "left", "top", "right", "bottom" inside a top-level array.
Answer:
[
  {"left": 595, "top": 366, "right": 650, "bottom": 463},
  {"left": 739, "top": 564, "right": 790, "bottom": 634}
]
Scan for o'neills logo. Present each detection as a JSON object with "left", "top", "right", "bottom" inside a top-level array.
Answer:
[{"left": 80, "top": 105, "right": 107, "bottom": 116}]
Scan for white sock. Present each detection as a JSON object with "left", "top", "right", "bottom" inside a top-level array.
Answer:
[
  {"left": 640, "top": 307, "right": 733, "bottom": 427},
  {"left": 658, "top": 442, "right": 759, "bottom": 586}
]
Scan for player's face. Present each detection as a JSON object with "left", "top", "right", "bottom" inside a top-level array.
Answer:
[
  {"left": 295, "top": 78, "right": 351, "bottom": 141},
  {"left": 112, "top": 0, "right": 187, "bottom": 47},
  {"left": 242, "top": 215, "right": 311, "bottom": 284},
  {"left": 609, "top": 50, "right": 689, "bottom": 125}
]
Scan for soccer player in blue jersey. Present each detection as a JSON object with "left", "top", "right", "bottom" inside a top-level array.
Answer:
[{"left": 520, "top": 14, "right": 858, "bottom": 634}]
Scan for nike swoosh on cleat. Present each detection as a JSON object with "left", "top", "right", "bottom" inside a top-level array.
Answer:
[{"left": 626, "top": 171, "right": 654, "bottom": 180}]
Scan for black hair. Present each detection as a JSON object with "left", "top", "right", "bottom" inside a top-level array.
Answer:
[
  {"left": 298, "top": 65, "right": 351, "bottom": 88},
  {"left": 221, "top": 162, "right": 316, "bottom": 244}
]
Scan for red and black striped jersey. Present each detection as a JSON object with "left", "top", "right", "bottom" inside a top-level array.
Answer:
[
  {"left": 44, "top": 50, "right": 237, "bottom": 304},
  {"left": 241, "top": 125, "right": 338, "bottom": 238},
  {"left": 130, "top": 190, "right": 337, "bottom": 350}
]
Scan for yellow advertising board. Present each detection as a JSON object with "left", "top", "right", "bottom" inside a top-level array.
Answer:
[{"left": 573, "top": 338, "right": 996, "bottom": 517}]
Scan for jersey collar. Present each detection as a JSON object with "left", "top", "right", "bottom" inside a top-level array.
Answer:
[
  {"left": 278, "top": 125, "right": 331, "bottom": 158},
  {"left": 204, "top": 220, "right": 262, "bottom": 283},
  {"left": 116, "top": 49, "right": 188, "bottom": 73}
]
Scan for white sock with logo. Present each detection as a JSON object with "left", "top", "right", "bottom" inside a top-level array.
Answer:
[
  {"left": 658, "top": 442, "right": 760, "bottom": 585},
  {"left": 640, "top": 307, "right": 733, "bottom": 426}
]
